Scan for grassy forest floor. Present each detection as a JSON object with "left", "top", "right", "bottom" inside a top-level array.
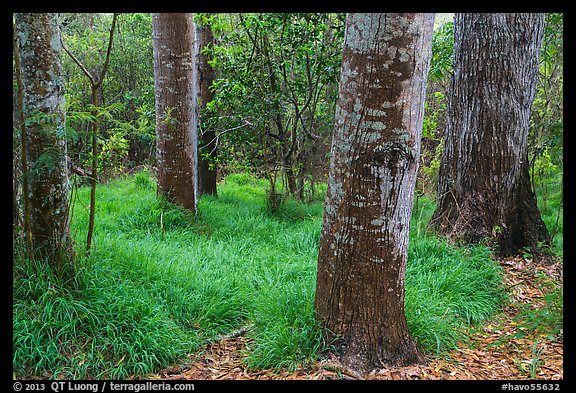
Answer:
[
  {"left": 151, "top": 254, "right": 563, "bottom": 380},
  {"left": 13, "top": 170, "right": 563, "bottom": 380}
]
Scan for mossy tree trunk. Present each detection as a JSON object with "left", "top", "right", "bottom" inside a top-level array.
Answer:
[
  {"left": 315, "top": 13, "right": 434, "bottom": 374},
  {"left": 15, "top": 13, "right": 73, "bottom": 268}
]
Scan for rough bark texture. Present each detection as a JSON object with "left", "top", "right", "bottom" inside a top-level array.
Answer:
[
  {"left": 15, "top": 13, "right": 73, "bottom": 266},
  {"left": 315, "top": 13, "right": 434, "bottom": 374},
  {"left": 429, "top": 13, "right": 551, "bottom": 256},
  {"left": 153, "top": 13, "right": 198, "bottom": 212},
  {"left": 195, "top": 15, "right": 218, "bottom": 197}
]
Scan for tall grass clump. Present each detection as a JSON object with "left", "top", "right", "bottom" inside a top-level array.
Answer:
[
  {"left": 405, "top": 237, "right": 504, "bottom": 354},
  {"left": 405, "top": 195, "right": 504, "bottom": 354},
  {"left": 245, "top": 279, "right": 325, "bottom": 372},
  {"left": 13, "top": 253, "right": 199, "bottom": 379}
]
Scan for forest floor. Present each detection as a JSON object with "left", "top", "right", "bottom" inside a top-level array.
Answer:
[{"left": 148, "top": 255, "right": 563, "bottom": 381}]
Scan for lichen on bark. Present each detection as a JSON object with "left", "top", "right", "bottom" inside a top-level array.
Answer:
[{"left": 16, "top": 13, "right": 73, "bottom": 267}]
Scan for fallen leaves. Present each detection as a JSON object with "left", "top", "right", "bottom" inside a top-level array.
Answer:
[{"left": 148, "top": 255, "right": 563, "bottom": 381}]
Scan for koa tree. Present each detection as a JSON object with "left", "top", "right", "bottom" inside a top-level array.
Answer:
[
  {"left": 315, "top": 13, "right": 434, "bottom": 374},
  {"left": 429, "top": 13, "right": 551, "bottom": 256},
  {"left": 152, "top": 13, "right": 198, "bottom": 212},
  {"left": 15, "top": 13, "right": 73, "bottom": 270}
]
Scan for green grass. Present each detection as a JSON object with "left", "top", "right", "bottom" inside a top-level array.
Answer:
[
  {"left": 406, "top": 236, "right": 504, "bottom": 353},
  {"left": 13, "top": 170, "right": 505, "bottom": 378},
  {"left": 534, "top": 167, "right": 563, "bottom": 255}
]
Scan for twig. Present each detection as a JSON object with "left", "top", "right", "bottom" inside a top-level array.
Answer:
[
  {"left": 202, "top": 122, "right": 253, "bottom": 155},
  {"left": 213, "top": 324, "right": 253, "bottom": 343}
]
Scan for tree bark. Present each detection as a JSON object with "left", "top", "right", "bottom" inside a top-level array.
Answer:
[
  {"left": 152, "top": 13, "right": 198, "bottom": 212},
  {"left": 15, "top": 13, "right": 73, "bottom": 267},
  {"left": 13, "top": 21, "right": 33, "bottom": 251},
  {"left": 315, "top": 13, "right": 434, "bottom": 374},
  {"left": 195, "top": 14, "right": 218, "bottom": 197},
  {"left": 429, "top": 13, "right": 551, "bottom": 256}
]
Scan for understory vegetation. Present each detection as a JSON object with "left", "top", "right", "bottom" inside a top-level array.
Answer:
[
  {"left": 12, "top": 13, "right": 562, "bottom": 380},
  {"left": 14, "top": 171, "right": 508, "bottom": 379}
]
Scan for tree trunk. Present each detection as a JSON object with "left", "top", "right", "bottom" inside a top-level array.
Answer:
[
  {"left": 283, "top": 152, "right": 298, "bottom": 197},
  {"left": 13, "top": 21, "right": 32, "bottom": 251},
  {"left": 196, "top": 14, "right": 218, "bottom": 197},
  {"left": 15, "top": 13, "right": 73, "bottom": 268},
  {"left": 429, "top": 13, "right": 551, "bottom": 256},
  {"left": 62, "top": 14, "right": 117, "bottom": 256},
  {"left": 315, "top": 13, "right": 434, "bottom": 374},
  {"left": 152, "top": 13, "right": 198, "bottom": 213}
]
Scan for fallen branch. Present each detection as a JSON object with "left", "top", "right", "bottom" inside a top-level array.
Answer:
[{"left": 66, "top": 156, "right": 96, "bottom": 180}]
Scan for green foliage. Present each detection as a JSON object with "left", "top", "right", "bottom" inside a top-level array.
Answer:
[
  {"left": 418, "top": 20, "right": 453, "bottom": 197},
  {"left": 62, "top": 13, "right": 156, "bottom": 178},
  {"left": 528, "top": 13, "right": 563, "bottom": 253},
  {"left": 14, "top": 12, "right": 562, "bottom": 378},
  {"left": 406, "top": 236, "right": 504, "bottom": 354},
  {"left": 429, "top": 21, "right": 454, "bottom": 83},
  {"left": 246, "top": 280, "right": 325, "bottom": 371},
  {"left": 206, "top": 13, "right": 343, "bottom": 194},
  {"left": 422, "top": 91, "right": 446, "bottom": 140},
  {"left": 407, "top": 195, "right": 505, "bottom": 354},
  {"left": 419, "top": 90, "right": 447, "bottom": 195},
  {"left": 14, "top": 172, "right": 505, "bottom": 377},
  {"left": 13, "top": 253, "right": 199, "bottom": 379}
]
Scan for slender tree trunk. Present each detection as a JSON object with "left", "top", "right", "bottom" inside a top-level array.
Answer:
[
  {"left": 315, "top": 13, "right": 434, "bottom": 374},
  {"left": 152, "top": 13, "right": 198, "bottom": 213},
  {"left": 62, "top": 14, "right": 117, "bottom": 255},
  {"left": 13, "top": 21, "right": 33, "bottom": 252},
  {"left": 195, "top": 14, "right": 218, "bottom": 197},
  {"left": 283, "top": 151, "right": 298, "bottom": 197},
  {"left": 85, "top": 88, "right": 100, "bottom": 255},
  {"left": 429, "top": 13, "right": 551, "bottom": 256},
  {"left": 15, "top": 13, "right": 73, "bottom": 268}
]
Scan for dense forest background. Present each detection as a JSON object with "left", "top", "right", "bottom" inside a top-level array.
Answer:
[
  {"left": 13, "top": 13, "right": 563, "bottom": 380},
  {"left": 18, "top": 13, "right": 560, "bottom": 241}
]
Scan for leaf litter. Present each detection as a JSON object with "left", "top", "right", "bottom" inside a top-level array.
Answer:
[{"left": 148, "top": 255, "right": 563, "bottom": 380}]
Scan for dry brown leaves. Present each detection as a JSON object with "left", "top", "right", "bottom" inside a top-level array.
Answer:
[{"left": 149, "top": 256, "right": 563, "bottom": 381}]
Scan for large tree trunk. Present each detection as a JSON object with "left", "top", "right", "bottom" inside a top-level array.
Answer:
[
  {"left": 195, "top": 14, "right": 218, "bottom": 197},
  {"left": 15, "top": 13, "right": 73, "bottom": 268},
  {"left": 315, "top": 13, "right": 434, "bottom": 374},
  {"left": 429, "top": 13, "right": 551, "bottom": 256},
  {"left": 152, "top": 13, "right": 198, "bottom": 212}
]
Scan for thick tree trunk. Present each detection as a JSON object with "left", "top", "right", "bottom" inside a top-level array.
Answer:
[
  {"left": 429, "top": 13, "right": 551, "bottom": 256},
  {"left": 15, "top": 13, "right": 73, "bottom": 267},
  {"left": 315, "top": 13, "right": 434, "bottom": 374},
  {"left": 196, "top": 15, "right": 218, "bottom": 197},
  {"left": 152, "top": 13, "right": 198, "bottom": 212}
]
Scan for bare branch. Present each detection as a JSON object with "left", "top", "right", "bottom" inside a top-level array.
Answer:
[
  {"left": 201, "top": 122, "right": 253, "bottom": 155},
  {"left": 94, "top": 13, "right": 118, "bottom": 89},
  {"left": 61, "top": 37, "right": 95, "bottom": 84}
]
